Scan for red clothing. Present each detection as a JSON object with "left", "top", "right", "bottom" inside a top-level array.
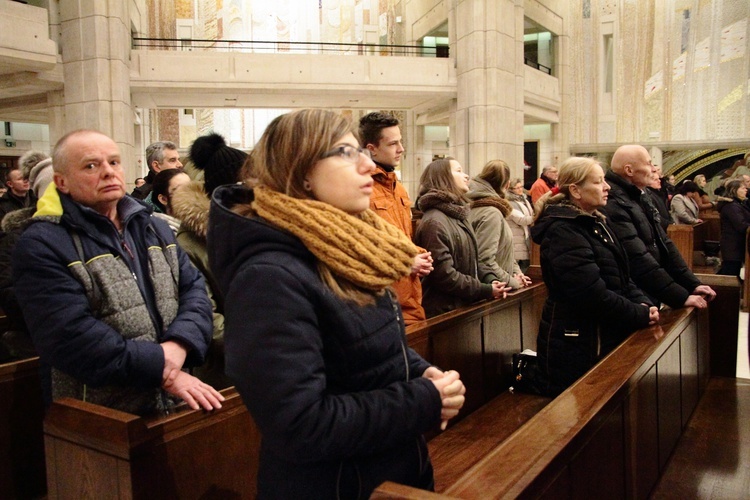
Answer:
[
  {"left": 370, "top": 167, "right": 426, "bottom": 325},
  {"left": 530, "top": 177, "right": 553, "bottom": 204}
]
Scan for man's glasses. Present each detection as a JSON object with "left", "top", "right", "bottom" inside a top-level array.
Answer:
[{"left": 321, "top": 145, "right": 372, "bottom": 164}]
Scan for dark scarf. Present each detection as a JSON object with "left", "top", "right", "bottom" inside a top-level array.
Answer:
[
  {"left": 470, "top": 196, "right": 512, "bottom": 218},
  {"left": 417, "top": 189, "right": 471, "bottom": 220},
  {"left": 374, "top": 160, "right": 396, "bottom": 173},
  {"left": 540, "top": 173, "right": 556, "bottom": 189}
]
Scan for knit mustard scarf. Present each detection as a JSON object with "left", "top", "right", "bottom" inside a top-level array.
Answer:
[{"left": 252, "top": 186, "right": 418, "bottom": 293}]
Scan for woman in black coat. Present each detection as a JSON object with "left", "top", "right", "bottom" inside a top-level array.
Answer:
[
  {"left": 716, "top": 179, "right": 750, "bottom": 277},
  {"left": 531, "top": 157, "right": 659, "bottom": 396},
  {"left": 208, "top": 109, "right": 466, "bottom": 499}
]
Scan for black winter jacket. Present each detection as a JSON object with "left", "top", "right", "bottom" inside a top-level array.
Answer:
[
  {"left": 531, "top": 203, "right": 652, "bottom": 396},
  {"left": 599, "top": 171, "right": 701, "bottom": 308},
  {"left": 717, "top": 197, "right": 750, "bottom": 262},
  {"left": 208, "top": 185, "right": 442, "bottom": 499}
]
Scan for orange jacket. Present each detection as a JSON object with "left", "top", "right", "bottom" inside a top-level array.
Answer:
[
  {"left": 370, "top": 167, "right": 426, "bottom": 325},
  {"left": 530, "top": 177, "right": 553, "bottom": 204}
]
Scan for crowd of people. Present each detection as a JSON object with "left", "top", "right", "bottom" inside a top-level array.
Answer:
[{"left": 2, "top": 109, "right": 746, "bottom": 497}]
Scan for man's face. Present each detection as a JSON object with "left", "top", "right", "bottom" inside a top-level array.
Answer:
[
  {"left": 153, "top": 148, "right": 183, "bottom": 173},
  {"left": 6, "top": 169, "right": 29, "bottom": 197},
  {"left": 54, "top": 132, "right": 126, "bottom": 214},
  {"left": 742, "top": 175, "right": 750, "bottom": 189},
  {"left": 367, "top": 125, "right": 404, "bottom": 168},
  {"left": 629, "top": 151, "right": 655, "bottom": 189},
  {"left": 545, "top": 168, "right": 558, "bottom": 182}
]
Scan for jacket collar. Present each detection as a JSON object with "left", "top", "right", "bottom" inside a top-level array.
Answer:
[
  {"left": 605, "top": 169, "right": 643, "bottom": 200},
  {"left": 34, "top": 183, "right": 150, "bottom": 231}
]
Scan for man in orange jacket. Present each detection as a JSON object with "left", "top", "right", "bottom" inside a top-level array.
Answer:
[{"left": 359, "top": 112, "right": 432, "bottom": 325}]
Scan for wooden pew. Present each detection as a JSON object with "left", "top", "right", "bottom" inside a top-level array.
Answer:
[
  {"left": 374, "top": 274, "right": 739, "bottom": 498},
  {"left": 406, "top": 281, "right": 546, "bottom": 416},
  {"left": 39, "top": 283, "right": 548, "bottom": 499},
  {"left": 667, "top": 224, "right": 696, "bottom": 270},
  {"left": 0, "top": 356, "right": 45, "bottom": 500},
  {"left": 743, "top": 227, "right": 750, "bottom": 312},
  {"left": 44, "top": 388, "right": 259, "bottom": 499}
]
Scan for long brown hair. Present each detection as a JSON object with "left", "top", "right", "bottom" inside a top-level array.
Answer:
[{"left": 418, "top": 158, "right": 467, "bottom": 203}]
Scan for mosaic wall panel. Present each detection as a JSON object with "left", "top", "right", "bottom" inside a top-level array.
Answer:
[{"left": 570, "top": 0, "right": 749, "bottom": 146}]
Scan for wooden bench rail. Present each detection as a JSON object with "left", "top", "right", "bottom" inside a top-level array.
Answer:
[
  {"left": 375, "top": 274, "right": 740, "bottom": 499},
  {"left": 44, "top": 387, "right": 260, "bottom": 499},
  {"left": 36, "top": 284, "right": 547, "bottom": 500}
]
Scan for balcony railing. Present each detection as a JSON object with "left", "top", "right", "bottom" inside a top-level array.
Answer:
[
  {"left": 132, "top": 37, "right": 449, "bottom": 58},
  {"left": 524, "top": 57, "right": 552, "bottom": 75}
]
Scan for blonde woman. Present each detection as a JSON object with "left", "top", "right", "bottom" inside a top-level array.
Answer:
[{"left": 532, "top": 157, "right": 658, "bottom": 396}]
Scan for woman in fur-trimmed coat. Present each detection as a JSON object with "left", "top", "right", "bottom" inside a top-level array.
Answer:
[
  {"left": 169, "top": 132, "right": 247, "bottom": 389},
  {"left": 171, "top": 181, "right": 229, "bottom": 388}
]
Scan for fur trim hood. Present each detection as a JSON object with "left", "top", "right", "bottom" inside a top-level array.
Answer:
[
  {"left": 170, "top": 181, "right": 210, "bottom": 239},
  {"left": 1, "top": 207, "right": 35, "bottom": 233},
  {"left": 466, "top": 177, "right": 513, "bottom": 217}
]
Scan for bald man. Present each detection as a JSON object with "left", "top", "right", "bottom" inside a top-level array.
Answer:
[
  {"left": 600, "top": 145, "right": 715, "bottom": 310},
  {"left": 12, "top": 129, "right": 223, "bottom": 415}
]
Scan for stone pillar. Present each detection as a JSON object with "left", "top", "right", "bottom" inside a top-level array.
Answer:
[
  {"left": 450, "top": 0, "right": 524, "bottom": 177},
  {"left": 552, "top": 2, "right": 570, "bottom": 168},
  {"left": 58, "top": 0, "right": 135, "bottom": 181},
  {"left": 404, "top": 109, "right": 431, "bottom": 202}
]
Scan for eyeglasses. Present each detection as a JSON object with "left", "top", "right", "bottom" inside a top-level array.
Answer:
[{"left": 321, "top": 145, "right": 372, "bottom": 164}]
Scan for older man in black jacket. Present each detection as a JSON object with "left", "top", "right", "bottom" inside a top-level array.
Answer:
[{"left": 600, "top": 145, "right": 716, "bottom": 309}]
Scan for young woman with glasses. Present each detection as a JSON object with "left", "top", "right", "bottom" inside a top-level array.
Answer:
[{"left": 207, "top": 109, "right": 465, "bottom": 499}]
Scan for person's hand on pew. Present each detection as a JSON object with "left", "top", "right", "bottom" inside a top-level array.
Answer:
[
  {"left": 647, "top": 306, "right": 659, "bottom": 325},
  {"left": 161, "top": 370, "right": 225, "bottom": 411},
  {"left": 161, "top": 340, "right": 188, "bottom": 383},
  {"left": 491, "top": 281, "right": 513, "bottom": 299},
  {"left": 693, "top": 285, "right": 716, "bottom": 302},
  {"left": 684, "top": 294, "right": 709, "bottom": 309},
  {"left": 423, "top": 367, "right": 466, "bottom": 430}
]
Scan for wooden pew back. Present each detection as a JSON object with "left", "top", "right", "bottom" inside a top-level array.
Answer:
[
  {"left": 39, "top": 283, "right": 549, "bottom": 499},
  {"left": 406, "top": 282, "right": 545, "bottom": 415},
  {"left": 0, "top": 356, "right": 45, "bottom": 500},
  {"left": 374, "top": 274, "right": 740, "bottom": 499},
  {"left": 44, "top": 388, "right": 259, "bottom": 499}
]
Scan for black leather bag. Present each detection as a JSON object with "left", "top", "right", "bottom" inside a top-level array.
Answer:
[{"left": 510, "top": 351, "right": 546, "bottom": 395}]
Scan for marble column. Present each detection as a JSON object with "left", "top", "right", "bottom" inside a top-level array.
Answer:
[
  {"left": 57, "top": 0, "right": 135, "bottom": 180},
  {"left": 450, "top": 0, "right": 524, "bottom": 177}
]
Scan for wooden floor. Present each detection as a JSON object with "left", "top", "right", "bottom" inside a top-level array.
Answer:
[{"left": 651, "top": 377, "right": 750, "bottom": 499}]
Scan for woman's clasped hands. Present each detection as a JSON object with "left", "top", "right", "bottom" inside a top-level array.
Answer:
[{"left": 423, "top": 366, "right": 466, "bottom": 431}]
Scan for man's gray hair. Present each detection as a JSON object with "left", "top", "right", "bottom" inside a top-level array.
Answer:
[{"left": 146, "top": 141, "right": 178, "bottom": 170}]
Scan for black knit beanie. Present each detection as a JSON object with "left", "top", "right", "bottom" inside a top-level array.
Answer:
[{"left": 189, "top": 133, "right": 247, "bottom": 196}]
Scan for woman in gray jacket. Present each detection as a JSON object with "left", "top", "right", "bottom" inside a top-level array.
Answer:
[{"left": 467, "top": 161, "right": 531, "bottom": 290}]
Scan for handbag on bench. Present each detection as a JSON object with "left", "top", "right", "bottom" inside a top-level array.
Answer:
[{"left": 509, "top": 349, "right": 546, "bottom": 395}]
